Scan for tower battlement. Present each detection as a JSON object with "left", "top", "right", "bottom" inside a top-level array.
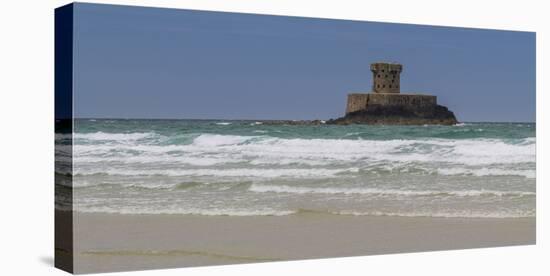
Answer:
[{"left": 370, "top": 62, "right": 402, "bottom": 94}]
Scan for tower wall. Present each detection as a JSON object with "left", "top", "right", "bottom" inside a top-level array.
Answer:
[
  {"left": 371, "top": 63, "right": 402, "bottom": 93},
  {"left": 346, "top": 93, "right": 437, "bottom": 115},
  {"left": 346, "top": 94, "right": 370, "bottom": 114}
]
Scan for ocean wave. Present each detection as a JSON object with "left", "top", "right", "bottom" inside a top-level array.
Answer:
[
  {"left": 331, "top": 210, "right": 535, "bottom": 218},
  {"left": 73, "top": 206, "right": 534, "bottom": 218},
  {"left": 71, "top": 155, "right": 535, "bottom": 179},
  {"left": 74, "top": 154, "right": 247, "bottom": 166},
  {"left": 184, "top": 134, "right": 536, "bottom": 166},
  {"left": 191, "top": 134, "right": 258, "bottom": 146},
  {"left": 248, "top": 184, "right": 535, "bottom": 197},
  {"left": 76, "top": 206, "right": 295, "bottom": 216},
  {"left": 72, "top": 178, "right": 254, "bottom": 190},
  {"left": 437, "top": 167, "right": 535, "bottom": 179},
  {"left": 173, "top": 181, "right": 204, "bottom": 190},
  {"left": 74, "top": 131, "right": 158, "bottom": 141},
  {"left": 73, "top": 134, "right": 536, "bottom": 167},
  {"left": 74, "top": 167, "right": 360, "bottom": 178},
  {"left": 70, "top": 125, "right": 535, "bottom": 220},
  {"left": 71, "top": 178, "right": 196, "bottom": 189},
  {"left": 71, "top": 134, "right": 536, "bottom": 181}
]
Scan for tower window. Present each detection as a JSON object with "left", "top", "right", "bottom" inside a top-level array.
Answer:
[
  {"left": 389, "top": 85, "right": 392, "bottom": 88},
  {"left": 377, "top": 75, "right": 380, "bottom": 78},
  {"left": 377, "top": 84, "right": 380, "bottom": 88},
  {"left": 383, "top": 85, "right": 385, "bottom": 88},
  {"left": 382, "top": 69, "right": 385, "bottom": 72},
  {"left": 385, "top": 75, "right": 388, "bottom": 78}
]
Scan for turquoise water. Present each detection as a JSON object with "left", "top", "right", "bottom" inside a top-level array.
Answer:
[{"left": 62, "top": 119, "right": 536, "bottom": 218}]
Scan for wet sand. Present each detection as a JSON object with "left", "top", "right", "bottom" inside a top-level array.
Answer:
[{"left": 71, "top": 211, "right": 535, "bottom": 274}]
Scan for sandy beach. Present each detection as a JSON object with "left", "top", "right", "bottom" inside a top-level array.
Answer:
[{"left": 71, "top": 211, "right": 535, "bottom": 273}]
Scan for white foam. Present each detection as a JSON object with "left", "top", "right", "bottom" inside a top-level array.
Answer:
[
  {"left": 334, "top": 210, "right": 535, "bottom": 218},
  {"left": 243, "top": 136, "right": 535, "bottom": 166},
  {"left": 74, "top": 154, "right": 245, "bottom": 166},
  {"left": 73, "top": 205, "right": 534, "bottom": 218},
  {"left": 71, "top": 178, "right": 186, "bottom": 189},
  {"left": 437, "top": 167, "right": 536, "bottom": 179},
  {"left": 74, "top": 167, "right": 359, "bottom": 178},
  {"left": 72, "top": 134, "right": 536, "bottom": 178},
  {"left": 74, "top": 134, "right": 536, "bottom": 165},
  {"left": 215, "top": 122, "right": 232, "bottom": 126},
  {"left": 249, "top": 184, "right": 535, "bottom": 197},
  {"left": 74, "top": 131, "right": 157, "bottom": 141},
  {"left": 191, "top": 134, "right": 257, "bottom": 147},
  {"left": 76, "top": 206, "right": 295, "bottom": 216}
]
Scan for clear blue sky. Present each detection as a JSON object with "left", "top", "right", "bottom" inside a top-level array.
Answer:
[{"left": 73, "top": 3, "right": 536, "bottom": 122}]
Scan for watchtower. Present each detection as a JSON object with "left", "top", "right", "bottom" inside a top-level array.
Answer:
[{"left": 371, "top": 62, "right": 402, "bottom": 93}]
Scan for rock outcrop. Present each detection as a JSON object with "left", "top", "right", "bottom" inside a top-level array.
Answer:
[{"left": 327, "top": 103, "right": 457, "bottom": 125}]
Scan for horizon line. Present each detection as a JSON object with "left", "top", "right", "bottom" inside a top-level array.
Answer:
[{"left": 71, "top": 117, "right": 536, "bottom": 124}]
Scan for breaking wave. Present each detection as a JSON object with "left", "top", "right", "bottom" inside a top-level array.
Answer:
[
  {"left": 77, "top": 206, "right": 295, "bottom": 216},
  {"left": 70, "top": 122, "right": 536, "bottom": 219},
  {"left": 331, "top": 210, "right": 535, "bottom": 218},
  {"left": 74, "top": 131, "right": 158, "bottom": 141},
  {"left": 248, "top": 184, "right": 535, "bottom": 197},
  {"left": 74, "top": 167, "right": 358, "bottom": 178},
  {"left": 73, "top": 133, "right": 535, "bottom": 178},
  {"left": 73, "top": 206, "right": 534, "bottom": 218}
]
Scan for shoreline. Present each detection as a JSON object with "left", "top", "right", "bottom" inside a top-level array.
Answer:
[{"left": 70, "top": 211, "right": 535, "bottom": 274}]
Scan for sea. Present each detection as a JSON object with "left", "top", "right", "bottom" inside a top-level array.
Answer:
[{"left": 58, "top": 119, "right": 536, "bottom": 218}]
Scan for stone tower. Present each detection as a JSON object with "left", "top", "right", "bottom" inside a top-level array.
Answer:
[
  {"left": 371, "top": 62, "right": 402, "bottom": 94},
  {"left": 339, "top": 61, "right": 457, "bottom": 125}
]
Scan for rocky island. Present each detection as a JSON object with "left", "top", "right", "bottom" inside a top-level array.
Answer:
[{"left": 328, "top": 62, "right": 457, "bottom": 125}]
